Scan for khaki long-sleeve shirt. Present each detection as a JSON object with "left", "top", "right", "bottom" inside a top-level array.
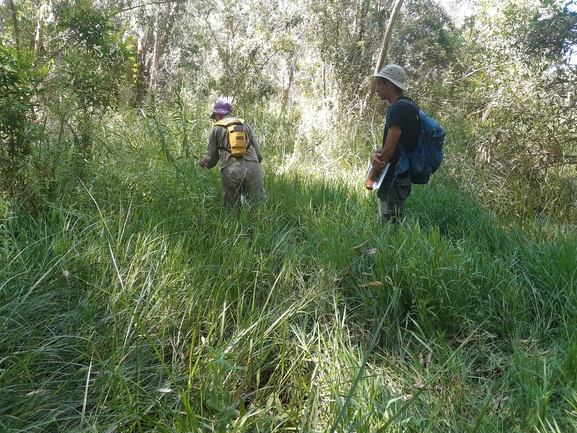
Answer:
[{"left": 203, "top": 117, "right": 263, "bottom": 170}]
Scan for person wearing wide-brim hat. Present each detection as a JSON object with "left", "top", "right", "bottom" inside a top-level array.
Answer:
[
  {"left": 366, "top": 64, "right": 419, "bottom": 223},
  {"left": 199, "top": 100, "right": 266, "bottom": 206}
]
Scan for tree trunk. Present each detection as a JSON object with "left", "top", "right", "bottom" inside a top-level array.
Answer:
[
  {"left": 149, "top": 18, "right": 160, "bottom": 91},
  {"left": 282, "top": 60, "right": 295, "bottom": 110},
  {"left": 9, "top": 0, "right": 20, "bottom": 49},
  {"left": 148, "top": 4, "right": 177, "bottom": 92},
  {"left": 34, "top": 16, "right": 44, "bottom": 57},
  {"left": 369, "top": 0, "right": 405, "bottom": 97},
  {"left": 355, "top": 0, "right": 370, "bottom": 41},
  {"left": 135, "top": 29, "right": 148, "bottom": 106}
]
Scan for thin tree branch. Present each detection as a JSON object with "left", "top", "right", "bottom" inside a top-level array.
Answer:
[
  {"left": 113, "top": 0, "right": 182, "bottom": 16},
  {"left": 369, "top": 0, "right": 405, "bottom": 97}
]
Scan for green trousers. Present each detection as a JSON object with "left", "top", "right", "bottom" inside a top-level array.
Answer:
[{"left": 220, "top": 159, "right": 266, "bottom": 207}]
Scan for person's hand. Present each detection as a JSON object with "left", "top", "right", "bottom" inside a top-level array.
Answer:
[
  {"left": 370, "top": 151, "right": 386, "bottom": 170},
  {"left": 199, "top": 158, "right": 206, "bottom": 168}
]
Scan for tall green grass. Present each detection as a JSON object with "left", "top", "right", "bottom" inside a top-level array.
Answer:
[{"left": 1, "top": 104, "right": 576, "bottom": 432}]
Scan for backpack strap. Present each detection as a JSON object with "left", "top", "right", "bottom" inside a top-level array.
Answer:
[
  {"left": 386, "top": 98, "right": 422, "bottom": 186},
  {"left": 388, "top": 98, "right": 421, "bottom": 152},
  {"left": 390, "top": 98, "right": 420, "bottom": 125},
  {"left": 214, "top": 118, "right": 251, "bottom": 153},
  {"left": 215, "top": 118, "right": 245, "bottom": 128}
]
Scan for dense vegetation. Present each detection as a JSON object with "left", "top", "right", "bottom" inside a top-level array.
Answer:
[{"left": 1, "top": 0, "right": 577, "bottom": 431}]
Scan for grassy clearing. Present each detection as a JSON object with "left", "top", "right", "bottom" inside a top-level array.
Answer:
[{"left": 1, "top": 106, "right": 577, "bottom": 432}]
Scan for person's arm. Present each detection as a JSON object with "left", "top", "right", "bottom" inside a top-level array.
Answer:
[
  {"left": 245, "top": 123, "right": 263, "bottom": 163},
  {"left": 370, "top": 125, "right": 401, "bottom": 170},
  {"left": 199, "top": 127, "right": 221, "bottom": 168},
  {"left": 365, "top": 165, "right": 378, "bottom": 189}
]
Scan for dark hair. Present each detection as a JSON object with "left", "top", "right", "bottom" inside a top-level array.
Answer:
[{"left": 378, "top": 77, "right": 402, "bottom": 93}]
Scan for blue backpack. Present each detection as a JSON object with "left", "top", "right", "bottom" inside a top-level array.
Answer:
[{"left": 388, "top": 99, "right": 445, "bottom": 185}]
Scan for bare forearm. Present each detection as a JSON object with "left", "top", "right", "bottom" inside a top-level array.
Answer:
[
  {"left": 372, "top": 125, "right": 401, "bottom": 168},
  {"left": 371, "top": 150, "right": 391, "bottom": 170}
]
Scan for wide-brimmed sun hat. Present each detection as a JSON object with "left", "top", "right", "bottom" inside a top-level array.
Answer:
[{"left": 372, "top": 64, "right": 407, "bottom": 91}]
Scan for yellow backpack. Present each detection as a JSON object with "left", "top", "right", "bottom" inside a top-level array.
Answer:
[{"left": 215, "top": 118, "right": 248, "bottom": 157}]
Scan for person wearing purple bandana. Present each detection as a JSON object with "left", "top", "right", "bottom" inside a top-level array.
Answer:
[{"left": 199, "top": 100, "right": 266, "bottom": 206}]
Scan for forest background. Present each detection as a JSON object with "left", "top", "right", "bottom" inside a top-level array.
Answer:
[{"left": 2, "top": 0, "right": 577, "bottom": 432}]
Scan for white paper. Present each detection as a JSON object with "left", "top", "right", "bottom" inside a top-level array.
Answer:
[{"left": 365, "top": 162, "right": 390, "bottom": 190}]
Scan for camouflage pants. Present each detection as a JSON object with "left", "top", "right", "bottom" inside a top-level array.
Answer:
[{"left": 221, "top": 159, "right": 266, "bottom": 207}]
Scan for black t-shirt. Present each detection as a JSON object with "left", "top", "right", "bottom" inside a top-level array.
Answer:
[{"left": 382, "top": 97, "right": 420, "bottom": 181}]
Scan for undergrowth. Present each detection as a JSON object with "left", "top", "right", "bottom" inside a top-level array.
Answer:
[{"left": 1, "top": 104, "right": 576, "bottom": 432}]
